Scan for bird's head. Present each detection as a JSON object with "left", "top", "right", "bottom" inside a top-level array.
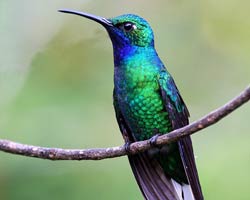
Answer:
[
  {"left": 108, "top": 14, "right": 154, "bottom": 48},
  {"left": 59, "top": 9, "right": 154, "bottom": 49}
]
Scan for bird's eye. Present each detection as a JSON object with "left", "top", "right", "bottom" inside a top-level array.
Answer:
[{"left": 121, "top": 22, "right": 137, "bottom": 32}]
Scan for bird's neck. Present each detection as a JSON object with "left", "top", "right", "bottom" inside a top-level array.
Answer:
[
  {"left": 112, "top": 45, "right": 159, "bottom": 67},
  {"left": 113, "top": 44, "right": 164, "bottom": 96}
]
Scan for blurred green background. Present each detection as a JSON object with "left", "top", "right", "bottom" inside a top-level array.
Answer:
[{"left": 0, "top": 0, "right": 249, "bottom": 199}]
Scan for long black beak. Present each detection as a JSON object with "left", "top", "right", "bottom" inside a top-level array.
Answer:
[{"left": 58, "top": 9, "right": 113, "bottom": 28}]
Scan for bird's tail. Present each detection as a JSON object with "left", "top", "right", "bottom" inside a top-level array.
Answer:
[
  {"left": 128, "top": 152, "right": 180, "bottom": 200},
  {"left": 128, "top": 152, "right": 196, "bottom": 200}
]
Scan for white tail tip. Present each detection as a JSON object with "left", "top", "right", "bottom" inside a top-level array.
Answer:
[{"left": 171, "top": 179, "right": 195, "bottom": 200}]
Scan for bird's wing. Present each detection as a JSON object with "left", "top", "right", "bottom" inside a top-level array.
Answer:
[
  {"left": 158, "top": 71, "right": 203, "bottom": 200},
  {"left": 113, "top": 89, "right": 179, "bottom": 200}
]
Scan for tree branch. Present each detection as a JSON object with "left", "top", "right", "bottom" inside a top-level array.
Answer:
[{"left": 0, "top": 86, "right": 250, "bottom": 161}]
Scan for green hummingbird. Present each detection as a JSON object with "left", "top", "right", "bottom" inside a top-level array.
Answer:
[{"left": 59, "top": 9, "right": 203, "bottom": 200}]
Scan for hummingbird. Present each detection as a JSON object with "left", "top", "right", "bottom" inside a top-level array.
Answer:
[{"left": 59, "top": 9, "right": 203, "bottom": 200}]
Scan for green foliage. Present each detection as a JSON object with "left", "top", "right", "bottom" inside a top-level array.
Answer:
[{"left": 0, "top": 0, "right": 249, "bottom": 199}]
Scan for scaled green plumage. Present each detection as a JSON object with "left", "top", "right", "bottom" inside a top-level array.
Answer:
[{"left": 113, "top": 45, "right": 187, "bottom": 183}]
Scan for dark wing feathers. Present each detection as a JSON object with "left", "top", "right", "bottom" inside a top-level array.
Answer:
[
  {"left": 158, "top": 72, "right": 204, "bottom": 200},
  {"left": 113, "top": 90, "right": 179, "bottom": 200},
  {"left": 178, "top": 137, "right": 203, "bottom": 199}
]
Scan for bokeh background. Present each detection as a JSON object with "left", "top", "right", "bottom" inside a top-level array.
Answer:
[{"left": 0, "top": 0, "right": 249, "bottom": 199}]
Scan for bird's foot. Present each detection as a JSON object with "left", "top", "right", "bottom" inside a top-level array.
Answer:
[
  {"left": 149, "top": 134, "right": 160, "bottom": 147},
  {"left": 124, "top": 141, "right": 132, "bottom": 154}
]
